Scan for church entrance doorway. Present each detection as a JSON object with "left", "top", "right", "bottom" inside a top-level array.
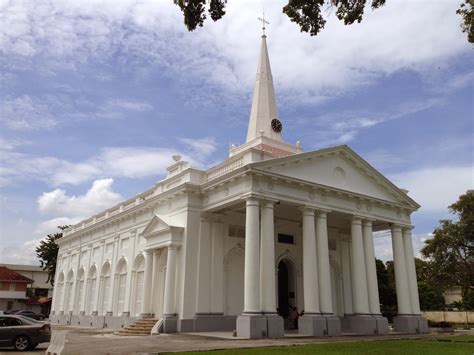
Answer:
[{"left": 277, "top": 259, "right": 296, "bottom": 329}]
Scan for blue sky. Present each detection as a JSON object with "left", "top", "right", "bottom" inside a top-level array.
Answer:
[{"left": 0, "top": 0, "right": 472, "bottom": 264}]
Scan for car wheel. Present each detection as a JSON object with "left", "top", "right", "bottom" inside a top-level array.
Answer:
[{"left": 13, "top": 335, "right": 31, "bottom": 351}]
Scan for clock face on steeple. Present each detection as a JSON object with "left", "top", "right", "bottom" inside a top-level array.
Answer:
[{"left": 271, "top": 118, "right": 282, "bottom": 133}]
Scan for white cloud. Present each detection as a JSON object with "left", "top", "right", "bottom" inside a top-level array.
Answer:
[
  {"left": 0, "top": 239, "right": 42, "bottom": 265},
  {"left": 179, "top": 137, "right": 218, "bottom": 161},
  {"left": 34, "top": 217, "right": 82, "bottom": 236},
  {"left": 1, "top": 95, "right": 57, "bottom": 130},
  {"left": 301, "top": 97, "right": 442, "bottom": 147},
  {"left": 373, "top": 231, "right": 430, "bottom": 262},
  {"left": 106, "top": 99, "right": 153, "bottom": 112},
  {"left": 390, "top": 165, "right": 474, "bottom": 212},
  {"left": 38, "top": 178, "right": 122, "bottom": 216},
  {"left": 0, "top": 0, "right": 469, "bottom": 104},
  {"left": 0, "top": 137, "right": 217, "bottom": 187},
  {"left": 365, "top": 149, "right": 407, "bottom": 170}
]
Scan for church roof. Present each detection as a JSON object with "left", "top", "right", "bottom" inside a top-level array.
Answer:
[
  {"left": 246, "top": 34, "right": 283, "bottom": 143},
  {"left": 248, "top": 144, "right": 420, "bottom": 210}
]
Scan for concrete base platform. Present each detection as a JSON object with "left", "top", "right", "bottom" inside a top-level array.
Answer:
[
  {"left": 374, "top": 316, "right": 389, "bottom": 335},
  {"left": 192, "top": 314, "right": 237, "bottom": 332},
  {"left": 298, "top": 314, "right": 341, "bottom": 337},
  {"left": 343, "top": 315, "right": 378, "bottom": 335},
  {"left": 264, "top": 314, "right": 284, "bottom": 338},
  {"left": 163, "top": 318, "right": 178, "bottom": 333},
  {"left": 393, "top": 315, "right": 428, "bottom": 334},
  {"left": 236, "top": 314, "right": 267, "bottom": 339}
]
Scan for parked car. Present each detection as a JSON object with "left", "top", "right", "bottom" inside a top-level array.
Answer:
[
  {"left": 3, "top": 310, "right": 18, "bottom": 315},
  {"left": 0, "top": 315, "right": 51, "bottom": 351},
  {"left": 13, "top": 310, "right": 46, "bottom": 321}
]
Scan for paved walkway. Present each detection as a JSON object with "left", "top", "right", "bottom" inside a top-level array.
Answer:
[{"left": 40, "top": 326, "right": 472, "bottom": 354}]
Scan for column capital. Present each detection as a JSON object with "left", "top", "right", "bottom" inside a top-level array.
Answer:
[
  {"left": 391, "top": 224, "right": 403, "bottom": 232},
  {"left": 402, "top": 225, "right": 415, "bottom": 232},
  {"left": 362, "top": 218, "right": 375, "bottom": 226},
  {"left": 351, "top": 216, "right": 363, "bottom": 224},
  {"left": 261, "top": 200, "right": 276, "bottom": 209},
  {"left": 243, "top": 196, "right": 260, "bottom": 206},
  {"left": 168, "top": 243, "right": 179, "bottom": 250},
  {"left": 300, "top": 206, "right": 315, "bottom": 216}
]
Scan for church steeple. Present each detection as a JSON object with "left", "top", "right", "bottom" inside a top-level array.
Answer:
[{"left": 246, "top": 33, "right": 283, "bottom": 143}]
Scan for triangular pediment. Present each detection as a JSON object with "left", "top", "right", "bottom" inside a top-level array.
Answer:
[
  {"left": 251, "top": 145, "right": 419, "bottom": 209},
  {"left": 142, "top": 215, "right": 183, "bottom": 238}
]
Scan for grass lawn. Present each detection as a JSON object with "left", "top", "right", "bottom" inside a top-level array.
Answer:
[{"left": 183, "top": 337, "right": 474, "bottom": 354}]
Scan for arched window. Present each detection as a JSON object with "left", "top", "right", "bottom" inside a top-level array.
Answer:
[
  {"left": 55, "top": 272, "right": 65, "bottom": 312},
  {"left": 115, "top": 259, "right": 128, "bottom": 316},
  {"left": 99, "top": 263, "right": 111, "bottom": 315},
  {"left": 76, "top": 268, "right": 85, "bottom": 313},
  {"left": 131, "top": 254, "right": 145, "bottom": 316},
  {"left": 86, "top": 265, "right": 97, "bottom": 315},
  {"left": 65, "top": 270, "right": 75, "bottom": 313}
]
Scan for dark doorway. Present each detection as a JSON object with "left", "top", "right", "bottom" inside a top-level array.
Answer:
[{"left": 277, "top": 260, "right": 290, "bottom": 319}]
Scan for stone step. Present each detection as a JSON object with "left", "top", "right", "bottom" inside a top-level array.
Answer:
[{"left": 116, "top": 318, "right": 158, "bottom": 337}]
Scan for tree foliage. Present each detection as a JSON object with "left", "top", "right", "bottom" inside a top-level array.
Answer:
[
  {"left": 457, "top": 0, "right": 474, "bottom": 43},
  {"left": 173, "top": 0, "right": 473, "bottom": 43},
  {"left": 376, "top": 258, "right": 397, "bottom": 320},
  {"left": 35, "top": 226, "right": 68, "bottom": 286},
  {"left": 415, "top": 258, "right": 445, "bottom": 310},
  {"left": 421, "top": 190, "right": 474, "bottom": 308}
]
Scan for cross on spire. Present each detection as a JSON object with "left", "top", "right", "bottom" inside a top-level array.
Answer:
[{"left": 258, "top": 10, "right": 269, "bottom": 37}]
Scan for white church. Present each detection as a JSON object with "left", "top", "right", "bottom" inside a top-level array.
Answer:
[{"left": 50, "top": 31, "right": 428, "bottom": 338}]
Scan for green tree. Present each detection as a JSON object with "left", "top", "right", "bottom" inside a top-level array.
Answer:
[
  {"left": 421, "top": 190, "right": 474, "bottom": 309},
  {"left": 35, "top": 226, "right": 68, "bottom": 286},
  {"left": 376, "top": 258, "right": 397, "bottom": 320},
  {"left": 457, "top": 0, "right": 474, "bottom": 43},
  {"left": 414, "top": 258, "right": 445, "bottom": 311},
  {"left": 173, "top": 0, "right": 473, "bottom": 43}
]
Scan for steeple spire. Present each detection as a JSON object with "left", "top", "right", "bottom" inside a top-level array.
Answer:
[{"left": 246, "top": 25, "right": 283, "bottom": 143}]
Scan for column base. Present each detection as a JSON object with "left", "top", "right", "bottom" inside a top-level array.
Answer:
[
  {"left": 193, "top": 314, "right": 235, "bottom": 332},
  {"left": 298, "top": 314, "right": 341, "bottom": 337},
  {"left": 236, "top": 314, "right": 267, "bottom": 339},
  {"left": 121, "top": 311, "right": 130, "bottom": 317},
  {"left": 105, "top": 311, "right": 113, "bottom": 316},
  {"left": 263, "top": 313, "right": 284, "bottom": 338},
  {"left": 162, "top": 317, "right": 178, "bottom": 333},
  {"left": 343, "top": 315, "right": 379, "bottom": 335},
  {"left": 139, "top": 313, "right": 154, "bottom": 318},
  {"left": 393, "top": 315, "right": 428, "bottom": 334},
  {"left": 374, "top": 315, "right": 389, "bottom": 335}
]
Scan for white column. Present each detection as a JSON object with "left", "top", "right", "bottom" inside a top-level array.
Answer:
[
  {"left": 391, "top": 225, "right": 411, "bottom": 315},
  {"left": 107, "top": 236, "right": 120, "bottom": 314},
  {"left": 243, "top": 197, "right": 260, "bottom": 313},
  {"left": 315, "top": 211, "right": 333, "bottom": 314},
  {"left": 196, "top": 218, "right": 212, "bottom": 314},
  {"left": 80, "top": 245, "right": 93, "bottom": 314},
  {"left": 123, "top": 233, "right": 137, "bottom": 316},
  {"left": 340, "top": 235, "right": 353, "bottom": 315},
  {"left": 350, "top": 217, "right": 370, "bottom": 314},
  {"left": 92, "top": 241, "right": 105, "bottom": 315},
  {"left": 210, "top": 221, "right": 224, "bottom": 314},
  {"left": 302, "top": 207, "right": 320, "bottom": 314},
  {"left": 163, "top": 246, "right": 177, "bottom": 317},
  {"left": 402, "top": 227, "right": 421, "bottom": 315},
  {"left": 260, "top": 201, "right": 277, "bottom": 313},
  {"left": 140, "top": 250, "right": 154, "bottom": 316},
  {"left": 362, "top": 220, "right": 381, "bottom": 315}
]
